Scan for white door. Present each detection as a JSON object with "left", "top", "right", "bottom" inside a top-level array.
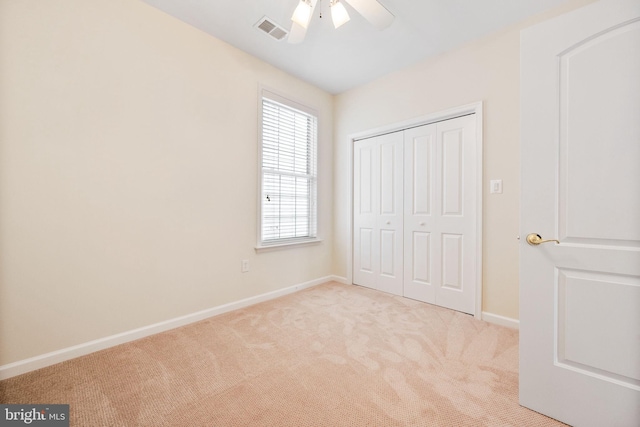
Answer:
[
  {"left": 353, "top": 131, "right": 404, "bottom": 295},
  {"left": 403, "top": 123, "right": 437, "bottom": 303},
  {"left": 520, "top": 0, "right": 640, "bottom": 425},
  {"left": 404, "top": 115, "right": 478, "bottom": 314}
]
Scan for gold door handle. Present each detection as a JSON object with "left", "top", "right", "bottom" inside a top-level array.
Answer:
[{"left": 526, "top": 233, "right": 560, "bottom": 246}]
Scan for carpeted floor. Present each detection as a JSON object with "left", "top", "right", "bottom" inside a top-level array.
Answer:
[{"left": 0, "top": 281, "right": 566, "bottom": 426}]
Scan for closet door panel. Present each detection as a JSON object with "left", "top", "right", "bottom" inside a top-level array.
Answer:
[
  {"left": 434, "top": 116, "right": 477, "bottom": 314},
  {"left": 377, "top": 135, "right": 404, "bottom": 296},
  {"left": 403, "top": 124, "right": 437, "bottom": 303},
  {"left": 353, "top": 132, "right": 403, "bottom": 295},
  {"left": 353, "top": 143, "right": 378, "bottom": 289}
]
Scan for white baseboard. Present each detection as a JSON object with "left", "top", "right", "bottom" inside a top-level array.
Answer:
[
  {"left": 482, "top": 311, "right": 520, "bottom": 329},
  {"left": 0, "top": 276, "right": 334, "bottom": 380},
  {"left": 329, "top": 275, "right": 350, "bottom": 285}
]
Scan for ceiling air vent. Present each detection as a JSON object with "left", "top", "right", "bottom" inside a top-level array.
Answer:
[{"left": 255, "top": 16, "right": 289, "bottom": 41}]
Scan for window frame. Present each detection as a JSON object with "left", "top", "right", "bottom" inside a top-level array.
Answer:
[{"left": 256, "top": 88, "right": 321, "bottom": 251}]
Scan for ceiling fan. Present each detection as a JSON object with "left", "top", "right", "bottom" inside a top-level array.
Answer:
[{"left": 288, "top": 0, "right": 394, "bottom": 43}]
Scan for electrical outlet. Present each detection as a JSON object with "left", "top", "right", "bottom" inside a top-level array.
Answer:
[{"left": 241, "top": 259, "right": 249, "bottom": 273}]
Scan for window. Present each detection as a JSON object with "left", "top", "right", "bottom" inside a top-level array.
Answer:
[{"left": 259, "top": 91, "right": 318, "bottom": 247}]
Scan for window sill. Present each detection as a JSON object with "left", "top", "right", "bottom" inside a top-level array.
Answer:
[{"left": 255, "top": 238, "right": 323, "bottom": 252}]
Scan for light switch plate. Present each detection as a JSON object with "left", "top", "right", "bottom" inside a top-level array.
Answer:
[{"left": 490, "top": 180, "right": 503, "bottom": 194}]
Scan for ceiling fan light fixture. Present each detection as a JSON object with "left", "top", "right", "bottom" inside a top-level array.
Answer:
[
  {"left": 292, "top": 0, "right": 313, "bottom": 29},
  {"left": 330, "top": 0, "right": 350, "bottom": 29}
]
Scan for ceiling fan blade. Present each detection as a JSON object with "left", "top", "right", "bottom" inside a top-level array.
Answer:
[
  {"left": 288, "top": 0, "right": 318, "bottom": 44},
  {"left": 288, "top": 21, "right": 308, "bottom": 43},
  {"left": 345, "top": 0, "right": 394, "bottom": 30}
]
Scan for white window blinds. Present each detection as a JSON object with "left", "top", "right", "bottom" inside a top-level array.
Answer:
[{"left": 260, "top": 94, "right": 317, "bottom": 245}]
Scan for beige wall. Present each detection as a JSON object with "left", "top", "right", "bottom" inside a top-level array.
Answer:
[
  {"left": 332, "top": 0, "right": 596, "bottom": 320},
  {"left": 0, "top": 0, "right": 333, "bottom": 365}
]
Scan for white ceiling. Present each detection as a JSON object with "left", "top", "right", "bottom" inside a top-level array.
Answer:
[{"left": 141, "top": 0, "right": 568, "bottom": 94}]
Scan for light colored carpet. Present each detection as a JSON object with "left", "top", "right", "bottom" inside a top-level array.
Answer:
[{"left": 0, "top": 281, "right": 566, "bottom": 426}]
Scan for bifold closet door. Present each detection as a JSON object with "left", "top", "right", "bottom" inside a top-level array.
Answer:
[
  {"left": 403, "top": 115, "right": 477, "bottom": 314},
  {"left": 403, "top": 123, "right": 437, "bottom": 304},
  {"left": 353, "top": 114, "right": 477, "bottom": 314},
  {"left": 353, "top": 131, "right": 404, "bottom": 296}
]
